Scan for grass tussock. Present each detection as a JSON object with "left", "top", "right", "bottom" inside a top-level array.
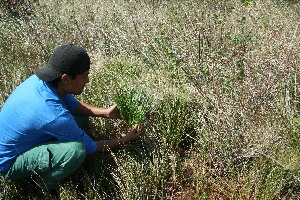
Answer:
[{"left": 0, "top": 0, "right": 299, "bottom": 199}]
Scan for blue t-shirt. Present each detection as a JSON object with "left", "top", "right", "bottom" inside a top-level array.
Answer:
[{"left": 0, "top": 75, "right": 97, "bottom": 172}]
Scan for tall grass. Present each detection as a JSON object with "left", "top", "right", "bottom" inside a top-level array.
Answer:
[{"left": 0, "top": 0, "right": 299, "bottom": 199}]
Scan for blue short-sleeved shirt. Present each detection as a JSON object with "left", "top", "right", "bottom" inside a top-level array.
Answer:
[{"left": 0, "top": 75, "right": 97, "bottom": 172}]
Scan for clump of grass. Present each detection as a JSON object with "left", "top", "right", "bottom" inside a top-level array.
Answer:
[
  {"left": 113, "top": 85, "right": 152, "bottom": 129},
  {"left": 109, "top": 144, "right": 189, "bottom": 199},
  {"left": 151, "top": 95, "right": 195, "bottom": 152}
]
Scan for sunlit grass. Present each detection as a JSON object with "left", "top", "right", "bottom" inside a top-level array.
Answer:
[
  {"left": 113, "top": 85, "right": 152, "bottom": 129},
  {"left": 0, "top": 0, "right": 299, "bottom": 199}
]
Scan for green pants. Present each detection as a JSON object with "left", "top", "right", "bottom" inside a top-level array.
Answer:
[
  {"left": 3, "top": 141, "right": 86, "bottom": 190},
  {"left": 2, "top": 115, "right": 89, "bottom": 190}
]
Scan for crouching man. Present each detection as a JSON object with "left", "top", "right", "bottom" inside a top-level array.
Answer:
[{"left": 0, "top": 44, "right": 140, "bottom": 194}]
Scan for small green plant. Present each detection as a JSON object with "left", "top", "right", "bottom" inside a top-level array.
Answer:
[{"left": 113, "top": 85, "right": 152, "bottom": 129}]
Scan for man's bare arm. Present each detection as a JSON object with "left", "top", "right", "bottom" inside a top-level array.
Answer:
[
  {"left": 95, "top": 125, "right": 141, "bottom": 152},
  {"left": 75, "top": 101, "right": 121, "bottom": 119}
]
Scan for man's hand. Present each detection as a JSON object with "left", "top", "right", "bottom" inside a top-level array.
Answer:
[
  {"left": 105, "top": 104, "right": 121, "bottom": 119},
  {"left": 122, "top": 125, "right": 141, "bottom": 143},
  {"left": 95, "top": 125, "right": 141, "bottom": 152}
]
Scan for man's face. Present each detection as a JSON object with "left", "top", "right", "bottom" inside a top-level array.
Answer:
[{"left": 68, "top": 70, "right": 90, "bottom": 95}]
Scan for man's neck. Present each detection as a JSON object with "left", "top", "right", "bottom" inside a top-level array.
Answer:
[{"left": 55, "top": 84, "right": 68, "bottom": 98}]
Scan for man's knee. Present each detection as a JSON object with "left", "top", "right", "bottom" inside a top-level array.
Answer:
[
  {"left": 67, "top": 141, "right": 86, "bottom": 162},
  {"left": 48, "top": 140, "right": 87, "bottom": 170}
]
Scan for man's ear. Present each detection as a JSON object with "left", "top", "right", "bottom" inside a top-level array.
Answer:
[{"left": 61, "top": 74, "right": 71, "bottom": 84}]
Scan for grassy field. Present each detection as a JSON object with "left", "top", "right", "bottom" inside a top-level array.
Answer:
[{"left": 0, "top": 0, "right": 299, "bottom": 199}]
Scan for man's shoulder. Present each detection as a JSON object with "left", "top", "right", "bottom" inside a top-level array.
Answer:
[{"left": 2, "top": 74, "right": 61, "bottom": 112}]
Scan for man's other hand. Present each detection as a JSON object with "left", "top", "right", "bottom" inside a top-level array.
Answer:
[{"left": 106, "top": 104, "right": 121, "bottom": 119}]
